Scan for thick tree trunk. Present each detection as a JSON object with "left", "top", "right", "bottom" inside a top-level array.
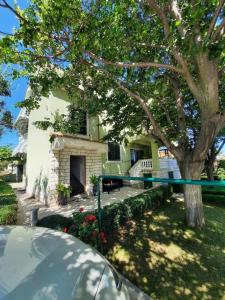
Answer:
[
  {"left": 183, "top": 184, "right": 204, "bottom": 227},
  {"left": 179, "top": 158, "right": 205, "bottom": 228},
  {"left": 205, "top": 160, "right": 215, "bottom": 181},
  {"left": 205, "top": 143, "right": 216, "bottom": 181}
]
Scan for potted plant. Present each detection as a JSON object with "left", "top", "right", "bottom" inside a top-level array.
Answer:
[
  {"left": 57, "top": 183, "right": 72, "bottom": 205},
  {"left": 89, "top": 175, "right": 98, "bottom": 196}
]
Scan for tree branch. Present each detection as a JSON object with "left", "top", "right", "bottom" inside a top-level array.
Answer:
[
  {"left": 1, "top": 0, "right": 26, "bottom": 22},
  {"left": 0, "top": 30, "right": 13, "bottom": 36},
  {"left": 167, "top": 74, "right": 186, "bottom": 134},
  {"left": 146, "top": 0, "right": 170, "bottom": 38},
  {"left": 159, "top": 99, "right": 175, "bottom": 128},
  {"left": 114, "top": 81, "right": 179, "bottom": 154},
  {"left": 215, "top": 138, "right": 225, "bottom": 155},
  {"left": 82, "top": 59, "right": 182, "bottom": 158},
  {"left": 194, "top": 112, "right": 225, "bottom": 160},
  {"left": 172, "top": 50, "right": 201, "bottom": 101},
  {"left": 86, "top": 51, "right": 183, "bottom": 73},
  {"left": 169, "top": 0, "right": 186, "bottom": 37},
  {"left": 207, "top": 0, "right": 225, "bottom": 38},
  {"left": 213, "top": 18, "right": 225, "bottom": 39}
]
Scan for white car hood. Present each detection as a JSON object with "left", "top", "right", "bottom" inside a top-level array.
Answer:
[{"left": 0, "top": 226, "right": 106, "bottom": 300}]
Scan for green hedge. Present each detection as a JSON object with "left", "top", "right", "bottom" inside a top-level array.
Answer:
[
  {"left": 0, "top": 173, "right": 17, "bottom": 182},
  {"left": 37, "top": 214, "right": 74, "bottom": 230},
  {"left": 202, "top": 194, "right": 225, "bottom": 205},
  {"left": 218, "top": 160, "right": 225, "bottom": 170},
  {"left": 0, "top": 180, "right": 17, "bottom": 225},
  {"left": 36, "top": 185, "right": 172, "bottom": 250},
  {"left": 202, "top": 186, "right": 225, "bottom": 205},
  {"left": 202, "top": 186, "right": 225, "bottom": 195},
  {"left": 99, "top": 185, "right": 172, "bottom": 234}
]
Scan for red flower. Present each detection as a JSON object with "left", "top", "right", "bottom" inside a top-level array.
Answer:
[
  {"left": 63, "top": 227, "right": 68, "bottom": 233},
  {"left": 99, "top": 231, "right": 107, "bottom": 244},
  {"left": 79, "top": 207, "right": 84, "bottom": 213},
  {"left": 84, "top": 214, "right": 97, "bottom": 222}
]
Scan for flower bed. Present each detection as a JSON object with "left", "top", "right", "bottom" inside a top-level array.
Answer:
[
  {"left": 38, "top": 185, "right": 172, "bottom": 250},
  {"left": 0, "top": 179, "right": 17, "bottom": 225}
]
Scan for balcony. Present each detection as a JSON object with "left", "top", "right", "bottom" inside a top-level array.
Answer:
[{"left": 129, "top": 159, "right": 153, "bottom": 177}]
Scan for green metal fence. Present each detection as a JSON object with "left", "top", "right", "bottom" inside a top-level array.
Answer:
[{"left": 97, "top": 175, "right": 225, "bottom": 228}]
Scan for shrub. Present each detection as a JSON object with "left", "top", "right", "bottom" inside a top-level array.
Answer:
[
  {"left": 202, "top": 186, "right": 225, "bottom": 196},
  {"left": 0, "top": 173, "right": 16, "bottom": 182},
  {"left": 202, "top": 194, "right": 225, "bottom": 205},
  {"left": 0, "top": 179, "right": 17, "bottom": 225},
  {"left": 202, "top": 185, "right": 225, "bottom": 205},
  {"left": 100, "top": 185, "right": 172, "bottom": 234},
  {"left": 218, "top": 160, "right": 225, "bottom": 170},
  {"left": 37, "top": 185, "right": 172, "bottom": 250},
  {"left": 36, "top": 214, "right": 74, "bottom": 230},
  {"left": 217, "top": 168, "right": 225, "bottom": 180}
]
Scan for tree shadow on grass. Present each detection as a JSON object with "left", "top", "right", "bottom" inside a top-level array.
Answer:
[{"left": 106, "top": 200, "right": 225, "bottom": 300}]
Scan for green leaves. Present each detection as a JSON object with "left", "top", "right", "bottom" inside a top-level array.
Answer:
[{"left": 0, "top": 0, "right": 224, "bottom": 156}]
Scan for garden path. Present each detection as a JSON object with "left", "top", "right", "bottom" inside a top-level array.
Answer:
[{"left": 12, "top": 184, "right": 146, "bottom": 225}]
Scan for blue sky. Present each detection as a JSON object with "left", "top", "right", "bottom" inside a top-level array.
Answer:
[{"left": 0, "top": 0, "right": 28, "bottom": 148}]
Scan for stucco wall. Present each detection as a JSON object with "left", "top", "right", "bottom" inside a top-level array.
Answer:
[
  {"left": 26, "top": 89, "right": 100, "bottom": 203},
  {"left": 25, "top": 87, "right": 161, "bottom": 203},
  {"left": 26, "top": 91, "right": 69, "bottom": 203},
  {"left": 102, "top": 139, "right": 159, "bottom": 177}
]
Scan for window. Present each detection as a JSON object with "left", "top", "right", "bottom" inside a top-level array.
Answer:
[{"left": 108, "top": 142, "right": 120, "bottom": 161}]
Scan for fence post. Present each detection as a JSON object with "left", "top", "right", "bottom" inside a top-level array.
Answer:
[{"left": 97, "top": 177, "right": 102, "bottom": 231}]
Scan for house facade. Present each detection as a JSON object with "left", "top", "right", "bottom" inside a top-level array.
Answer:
[{"left": 14, "top": 88, "right": 180, "bottom": 206}]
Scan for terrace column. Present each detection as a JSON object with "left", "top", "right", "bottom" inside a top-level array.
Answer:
[{"left": 151, "top": 140, "right": 160, "bottom": 177}]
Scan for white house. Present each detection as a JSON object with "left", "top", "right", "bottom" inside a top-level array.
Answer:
[{"left": 13, "top": 87, "right": 180, "bottom": 206}]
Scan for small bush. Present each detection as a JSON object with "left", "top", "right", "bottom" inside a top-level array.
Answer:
[
  {"left": 218, "top": 160, "right": 225, "bottom": 170},
  {"left": 37, "top": 214, "right": 74, "bottom": 230},
  {"left": 0, "top": 180, "right": 17, "bottom": 225},
  {"left": 0, "top": 173, "right": 17, "bottom": 182},
  {"left": 101, "top": 185, "right": 172, "bottom": 234},
  {"left": 202, "top": 186, "right": 225, "bottom": 205},
  {"left": 202, "top": 186, "right": 225, "bottom": 196},
  {"left": 37, "top": 185, "right": 172, "bottom": 250}
]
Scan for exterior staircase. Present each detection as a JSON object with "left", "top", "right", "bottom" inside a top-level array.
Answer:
[
  {"left": 129, "top": 159, "right": 153, "bottom": 178},
  {"left": 128, "top": 158, "right": 181, "bottom": 187}
]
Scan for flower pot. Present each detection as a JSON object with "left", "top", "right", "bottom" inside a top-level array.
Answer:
[
  {"left": 92, "top": 184, "right": 98, "bottom": 196},
  {"left": 58, "top": 192, "right": 68, "bottom": 206}
]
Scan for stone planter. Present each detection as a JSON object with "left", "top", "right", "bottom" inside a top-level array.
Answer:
[
  {"left": 58, "top": 192, "right": 68, "bottom": 206},
  {"left": 92, "top": 184, "right": 98, "bottom": 196}
]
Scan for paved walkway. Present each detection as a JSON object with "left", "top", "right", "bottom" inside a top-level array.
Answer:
[{"left": 12, "top": 184, "right": 146, "bottom": 225}]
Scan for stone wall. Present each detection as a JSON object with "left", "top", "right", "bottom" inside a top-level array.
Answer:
[{"left": 49, "top": 148, "right": 103, "bottom": 205}]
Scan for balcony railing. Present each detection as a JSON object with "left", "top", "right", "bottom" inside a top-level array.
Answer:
[
  {"left": 129, "top": 159, "right": 153, "bottom": 177},
  {"left": 141, "top": 159, "right": 153, "bottom": 169}
]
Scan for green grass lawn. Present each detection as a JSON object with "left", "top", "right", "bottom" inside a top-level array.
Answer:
[
  {"left": 0, "top": 179, "right": 17, "bottom": 225},
  {"left": 106, "top": 199, "right": 225, "bottom": 300}
]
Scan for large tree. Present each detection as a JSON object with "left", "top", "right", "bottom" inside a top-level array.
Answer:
[
  {"left": 205, "top": 130, "right": 225, "bottom": 180},
  {"left": 0, "top": 0, "right": 225, "bottom": 227},
  {"left": 0, "top": 75, "right": 12, "bottom": 136}
]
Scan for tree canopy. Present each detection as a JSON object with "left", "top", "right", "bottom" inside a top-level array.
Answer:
[
  {"left": 0, "top": 0, "right": 225, "bottom": 227},
  {"left": 0, "top": 75, "right": 12, "bottom": 137}
]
